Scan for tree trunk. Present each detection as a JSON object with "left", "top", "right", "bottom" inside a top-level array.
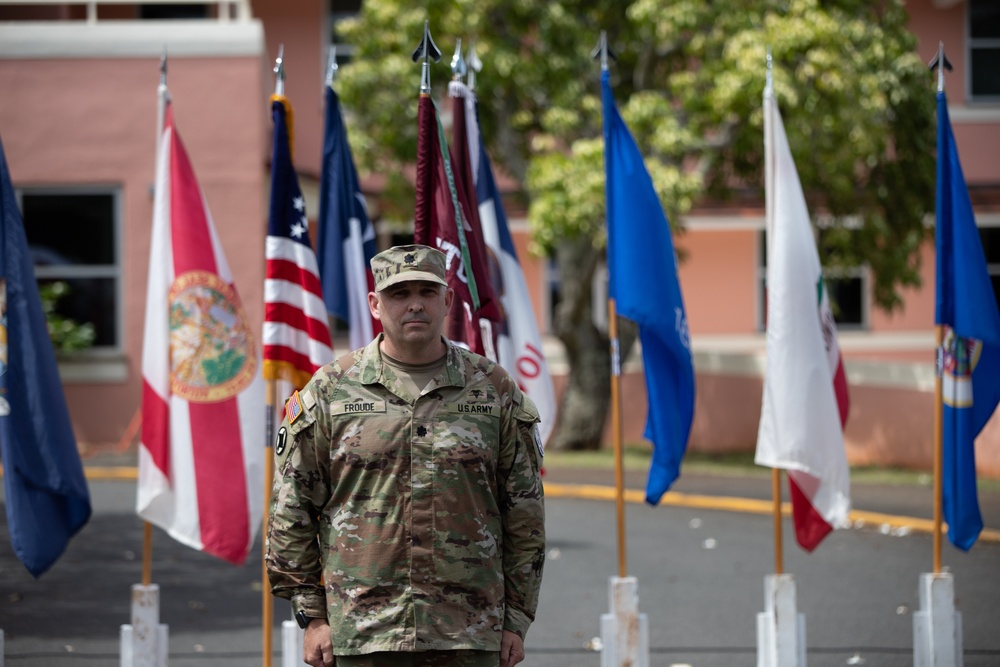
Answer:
[{"left": 548, "top": 238, "right": 637, "bottom": 451}]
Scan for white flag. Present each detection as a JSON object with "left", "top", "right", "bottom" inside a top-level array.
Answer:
[{"left": 756, "top": 79, "right": 851, "bottom": 552}]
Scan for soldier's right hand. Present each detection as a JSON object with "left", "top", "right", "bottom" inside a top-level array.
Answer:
[{"left": 303, "top": 619, "right": 334, "bottom": 667}]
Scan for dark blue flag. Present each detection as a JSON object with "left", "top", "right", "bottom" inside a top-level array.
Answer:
[
  {"left": 316, "top": 84, "right": 378, "bottom": 350},
  {"left": 602, "top": 70, "right": 696, "bottom": 505},
  {"left": 0, "top": 134, "right": 91, "bottom": 577},
  {"left": 934, "top": 91, "right": 1000, "bottom": 551}
]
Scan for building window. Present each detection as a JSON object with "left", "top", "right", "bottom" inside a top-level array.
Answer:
[
  {"left": 139, "top": 4, "right": 209, "bottom": 19},
  {"left": 329, "top": 0, "right": 362, "bottom": 70},
  {"left": 758, "top": 230, "right": 867, "bottom": 330},
  {"left": 980, "top": 226, "right": 1000, "bottom": 312},
  {"left": 968, "top": 0, "right": 1000, "bottom": 100},
  {"left": 18, "top": 189, "right": 121, "bottom": 350}
]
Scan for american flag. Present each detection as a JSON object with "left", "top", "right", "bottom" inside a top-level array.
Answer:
[{"left": 263, "top": 95, "right": 333, "bottom": 388}]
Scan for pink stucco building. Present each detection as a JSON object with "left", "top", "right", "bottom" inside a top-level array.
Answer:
[{"left": 1, "top": 0, "right": 998, "bottom": 476}]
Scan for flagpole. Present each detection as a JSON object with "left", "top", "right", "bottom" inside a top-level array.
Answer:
[
  {"left": 263, "top": 380, "right": 276, "bottom": 667},
  {"left": 608, "top": 298, "right": 628, "bottom": 578},
  {"left": 593, "top": 31, "right": 628, "bottom": 580},
  {"left": 930, "top": 41, "right": 949, "bottom": 576},
  {"left": 142, "top": 48, "right": 170, "bottom": 590},
  {"left": 763, "top": 49, "right": 784, "bottom": 576},
  {"left": 933, "top": 324, "right": 943, "bottom": 574},
  {"left": 260, "top": 45, "right": 286, "bottom": 667}
]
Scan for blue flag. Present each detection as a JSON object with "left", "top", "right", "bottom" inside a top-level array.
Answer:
[
  {"left": 602, "top": 70, "right": 696, "bottom": 505},
  {"left": 934, "top": 91, "right": 1000, "bottom": 551},
  {"left": 0, "top": 135, "right": 91, "bottom": 577},
  {"left": 316, "top": 84, "right": 379, "bottom": 351}
]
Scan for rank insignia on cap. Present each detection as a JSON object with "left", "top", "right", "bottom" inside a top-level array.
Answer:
[
  {"left": 404, "top": 253, "right": 416, "bottom": 264},
  {"left": 287, "top": 390, "right": 304, "bottom": 424}
]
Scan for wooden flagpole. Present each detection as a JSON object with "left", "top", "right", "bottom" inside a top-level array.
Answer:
[
  {"left": 933, "top": 324, "right": 944, "bottom": 574},
  {"left": 263, "top": 380, "right": 276, "bottom": 667},
  {"left": 608, "top": 299, "right": 628, "bottom": 578},
  {"left": 763, "top": 50, "right": 783, "bottom": 576},
  {"left": 139, "top": 48, "right": 170, "bottom": 592},
  {"left": 771, "top": 470, "right": 783, "bottom": 575}
]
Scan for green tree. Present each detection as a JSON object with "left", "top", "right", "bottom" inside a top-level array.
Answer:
[
  {"left": 336, "top": 0, "right": 934, "bottom": 451},
  {"left": 40, "top": 281, "right": 96, "bottom": 353}
]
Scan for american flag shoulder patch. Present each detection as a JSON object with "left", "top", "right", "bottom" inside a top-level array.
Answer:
[{"left": 287, "top": 390, "right": 304, "bottom": 424}]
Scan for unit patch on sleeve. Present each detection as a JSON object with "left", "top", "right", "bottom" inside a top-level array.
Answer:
[{"left": 275, "top": 426, "right": 287, "bottom": 456}]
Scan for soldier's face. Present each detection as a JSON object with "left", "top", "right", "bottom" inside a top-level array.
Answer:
[{"left": 369, "top": 280, "right": 453, "bottom": 357}]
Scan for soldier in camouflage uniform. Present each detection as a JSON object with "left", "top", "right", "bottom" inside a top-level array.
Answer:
[{"left": 266, "top": 245, "right": 545, "bottom": 667}]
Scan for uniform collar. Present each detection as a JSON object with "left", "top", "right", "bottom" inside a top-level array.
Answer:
[{"left": 358, "top": 333, "right": 467, "bottom": 391}]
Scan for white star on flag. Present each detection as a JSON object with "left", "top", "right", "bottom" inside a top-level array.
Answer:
[
  {"left": 293, "top": 196, "right": 305, "bottom": 212},
  {"left": 290, "top": 220, "right": 307, "bottom": 238}
]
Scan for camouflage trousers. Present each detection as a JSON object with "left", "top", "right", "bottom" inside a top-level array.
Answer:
[{"left": 334, "top": 651, "right": 498, "bottom": 667}]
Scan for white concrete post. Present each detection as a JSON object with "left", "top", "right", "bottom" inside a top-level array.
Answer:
[
  {"left": 756, "top": 574, "right": 806, "bottom": 667},
  {"left": 119, "top": 584, "right": 168, "bottom": 667},
  {"left": 913, "top": 572, "right": 963, "bottom": 667},
  {"left": 599, "top": 576, "right": 649, "bottom": 667},
  {"left": 281, "top": 613, "right": 307, "bottom": 667}
]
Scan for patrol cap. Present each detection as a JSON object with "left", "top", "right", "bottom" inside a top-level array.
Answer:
[{"left": 370, "top": 244, "right": 448, "bottom": 292}]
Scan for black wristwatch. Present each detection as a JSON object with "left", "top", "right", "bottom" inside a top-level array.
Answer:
[{"left": 295, "top": 610, "right": 322, "bottom": 629}]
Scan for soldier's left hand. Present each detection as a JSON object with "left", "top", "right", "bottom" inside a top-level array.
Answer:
[{"left": 500, "top": 629, "right": 524, "bottom": 667}]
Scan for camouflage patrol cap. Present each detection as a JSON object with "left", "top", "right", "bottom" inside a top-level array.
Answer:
[{"left": 370, "top": 244, "right": 448, "bottom": 292}]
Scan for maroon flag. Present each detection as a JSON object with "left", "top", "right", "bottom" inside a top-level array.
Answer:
[
  {"left": 448, "top": 81, "right": 503, "bottom": 358},
  {"left": 413, "top": 92, "right": 499, "bottom": 358}
]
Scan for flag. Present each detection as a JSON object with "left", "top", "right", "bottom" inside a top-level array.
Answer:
[
  {"left": 935, "top": 90, "right": 1000, "bottom": 551},
  {"left": 316, "top": 84, "right": 380, "bottom": 352},
  {"left": 413, "top": 91, "right": 500, "bottom": 358},
  {"left": 448, "top": 81, "right": 502, "bottom": 360},
  {"left": 138, "top": 97, "right": 264, "bottom": 565},
  {"left": 464, "top": 89, "right": 558, "bottom": 447},
  {"left": 263, "top": 95, "right": 333, "bottom": 388},
  {"left": 601, "top": 70, "right": 695, "bottom": 505},
  {"left": 755, "top": 80, "right": 851, "bottom": 552},
  {"left": 0, "top": 134, "right": 91, "bottom": 577}
]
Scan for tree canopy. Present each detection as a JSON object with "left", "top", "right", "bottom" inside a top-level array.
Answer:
[{"left": 336, "top": 0, "right": 935, "bottom": 450}]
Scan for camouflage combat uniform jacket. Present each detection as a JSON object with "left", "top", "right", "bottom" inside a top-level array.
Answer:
[{"left": 266, "top": 335, "right": 545, "bottom": 655}]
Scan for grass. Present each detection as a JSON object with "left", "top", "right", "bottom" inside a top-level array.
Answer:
[{"left": 543, "top": 444, "right": 1000, "bottom": 492}]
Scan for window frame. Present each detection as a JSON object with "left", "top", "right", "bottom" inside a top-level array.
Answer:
[
  {"left": 15, "top": 185, "right": 125, "bottom": 356},
  {"left": 966, "top": 0, "right": 1000, "bottom": 103},
  {"left": 756, "top": 228, "right": 869, "bottom": 332}
]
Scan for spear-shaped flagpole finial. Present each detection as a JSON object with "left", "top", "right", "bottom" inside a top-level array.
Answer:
[
  {"left": 411, "top": 20, "right": 442, "bottom": 94},
  {"left": 326, "top": 45, "right": 338, "bottom": 87},
  {"left": 765, "top": 47, "right": 773, "bottom": 96},
  {"left": 273, "top": 44, "right": 285, "bottom": 96},
  {"left": 590, "top": 30, "right": 617, "bottom": 72},
  {"left": 159, "top": 47, "right": 168, "bottom": 87},
  {"left": 928, "top": 41, "right": 953, "bottom": 93},
  {"left": 451, "top": 38, "right": 466, "bottom": 81},
  {"left": 466, "top": 41, "right": 482, "bottom": 90}
]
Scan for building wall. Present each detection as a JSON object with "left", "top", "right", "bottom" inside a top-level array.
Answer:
[
  {"left": 0, "top": 19, "right": 269, "bottom": 448},
  {"left": 2, "top": 0, "right": 1000, "bottom": 479}
]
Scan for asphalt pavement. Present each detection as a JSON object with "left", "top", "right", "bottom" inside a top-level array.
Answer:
[{"left": 2, "top": 456, "right": 999, "bottom": 666}]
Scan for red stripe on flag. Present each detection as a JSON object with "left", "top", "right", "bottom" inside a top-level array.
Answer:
[
  {"left": 141, "top": 380, "right": 171, "bottom": 479},
  {"left": 266, "top": 258, "right": 324, "bottom": 299},
  {"left": 169, "top": 118, "right": 218, "bottom": 275},
  {"left": 168, "top": 113, "right": 251, "bottom": 564},
  {"left": 265, "top": 302, "right": 332, "bottom": 347},
  {"left": 789, "top": 475, "right": 833, "bottom": 553},
  {"left": 833, "top": 357, "right": 850, "bottom": 428},
  {"left": 366, "top": 270, "right": 382, "bottom": 337},
  {"left": 262, "top": 344, "right": 321, "bottom": 375},
  {"left": 189, "top": 399, "right": 250, "bottom": 564}
]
